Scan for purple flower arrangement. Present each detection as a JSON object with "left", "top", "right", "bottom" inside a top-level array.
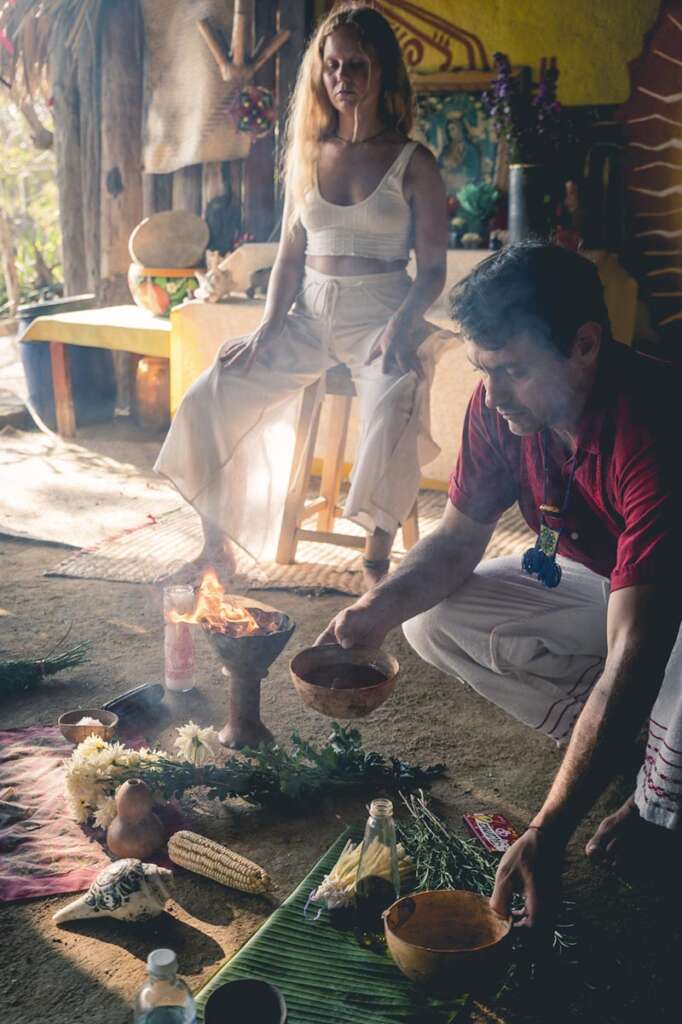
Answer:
[{"left": 482, "top": 53, "right": 563, "bottom": 164}]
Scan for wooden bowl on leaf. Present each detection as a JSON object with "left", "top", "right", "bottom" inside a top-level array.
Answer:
[
  {"left": 58, "top": 708, "right": 118, "bottom": 745},
  {"left": 289, "top": 644, "right": 398, "bottom": 719},
  {"left": 383, "top": 890, "right": 511, "bottom": 993}
]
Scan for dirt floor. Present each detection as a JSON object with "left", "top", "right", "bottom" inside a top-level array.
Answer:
[{"left": 1, "top": 420, "right": 681, "bottom": 1024}]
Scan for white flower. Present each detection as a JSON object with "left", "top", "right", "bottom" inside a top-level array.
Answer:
[
  {"left": 75, "top": 734, "right": 109, "bottom": 759},
  {"left": 174, "top": 721, "right": 221, "bottom": 766},
  {"left": 64, "top": 762, "right": 102, "bottom": 821},
  {"left": 92, "top": 796, "right": 117, "bottom": 829}
]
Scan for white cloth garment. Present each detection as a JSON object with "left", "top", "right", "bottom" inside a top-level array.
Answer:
[
  {"left": 155, "top": 268, "right": 448, "bottom": 562},
  {"left": 403, "top": 554, "right": 682, "bottom": 830}
]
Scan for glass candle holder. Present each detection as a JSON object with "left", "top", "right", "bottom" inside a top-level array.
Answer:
[{"left": 163, "top": 585, "right": 195, "bottom": 692}]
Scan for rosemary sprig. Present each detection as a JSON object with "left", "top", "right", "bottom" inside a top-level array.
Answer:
[
  {"left": 397, "top": 791, "right": 576, "bottom": 955},
  {"left": 99, "top": 724, "right": 446, "bottom": 810}
]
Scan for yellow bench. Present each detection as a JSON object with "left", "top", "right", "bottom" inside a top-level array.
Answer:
[
  {"left": 20, "top": 305, "right": 171, "bottom": 436},
  {"left": 19, "top": 300, "right": 267, "bottom": 437}
]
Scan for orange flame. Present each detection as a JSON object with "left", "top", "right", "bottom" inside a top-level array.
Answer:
[{"left": 168, "top": 570, "right": 261, "bottom": 635}]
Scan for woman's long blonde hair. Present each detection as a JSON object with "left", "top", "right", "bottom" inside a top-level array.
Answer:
[{"left": 282, "top": 3, "right": 413, "bottom": 235}]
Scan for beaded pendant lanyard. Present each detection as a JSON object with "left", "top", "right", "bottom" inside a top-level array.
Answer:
[{"left": 521, "top": 429, "right": 578, "bottom": 588}]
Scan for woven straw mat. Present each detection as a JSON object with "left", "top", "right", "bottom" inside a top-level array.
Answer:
[{"left": 47, "top": 494, "right": 533, "bottom": 596}]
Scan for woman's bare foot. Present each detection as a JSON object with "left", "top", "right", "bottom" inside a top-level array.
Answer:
[{"left": 585, "top": 794, "right": 641, "bottom": 863}]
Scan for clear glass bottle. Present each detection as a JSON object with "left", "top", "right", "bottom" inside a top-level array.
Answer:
[
  {"left": 163, "top": 585, "right": 195, "bottom": 692},
  {"left": 133, "top": 948, "right": 196, "bottom": 1024},
  {"left": 355, "top": 797, "right": 401, "bottom": 929}
]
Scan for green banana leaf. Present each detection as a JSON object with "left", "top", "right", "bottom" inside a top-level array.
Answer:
[{"left": 195, "top": 830, "right": 477, "bottom": 1024}]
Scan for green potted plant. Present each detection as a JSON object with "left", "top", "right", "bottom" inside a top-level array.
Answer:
[{"left": 455, "top": 182, "right": 500, "bottom": 247}]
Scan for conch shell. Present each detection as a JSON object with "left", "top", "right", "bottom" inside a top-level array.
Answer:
[{"left": 53, "top": 858, "right": 173, "bottom": 925}]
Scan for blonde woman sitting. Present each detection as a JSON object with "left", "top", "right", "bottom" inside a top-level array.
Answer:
[{"left": 155, "top": 3, "right": 448, "bottom": 588}]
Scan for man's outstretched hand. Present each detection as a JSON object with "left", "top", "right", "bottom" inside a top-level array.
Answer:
[
  {"left": 315, "top": 597, "right": 394, "bottom": 650},
  {"left": 490, "top": 828, "right": 565, "bottom": 948}
]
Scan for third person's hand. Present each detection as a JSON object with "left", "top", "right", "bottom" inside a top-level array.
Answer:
[{"left": 490, "top": 827, "right": 565, "bottom": 950}]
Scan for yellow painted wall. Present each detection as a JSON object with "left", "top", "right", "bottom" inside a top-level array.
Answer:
[{"left": 375, "top": 1, "right": 660, "bottom": 106}]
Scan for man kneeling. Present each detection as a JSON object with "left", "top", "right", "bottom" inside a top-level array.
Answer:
[{"left": 318, "top": 242, "right": 682, "bottom": 937}]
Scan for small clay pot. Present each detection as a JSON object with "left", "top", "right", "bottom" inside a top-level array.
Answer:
[{"left": 106, "top": 779, "right": 165, "bottom": 860}]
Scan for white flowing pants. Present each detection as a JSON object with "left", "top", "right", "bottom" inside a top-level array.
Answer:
[
  {"left": 403, "top": 555, "right": 682, "bottom": 829},
  {"left": 155, "top": 268, "right": 445, "bottom": 563}
]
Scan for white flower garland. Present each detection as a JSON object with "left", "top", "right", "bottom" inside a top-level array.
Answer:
[{"left": 64, "top": 722, "right": 219, "bottom": 826}]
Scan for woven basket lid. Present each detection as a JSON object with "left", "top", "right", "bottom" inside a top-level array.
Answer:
[{"left": 129, "top": 210, "right": 209, "bottom": 268}]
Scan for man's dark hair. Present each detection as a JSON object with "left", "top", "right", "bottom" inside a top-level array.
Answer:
[{"left": 448, "top": 242, "right": 611, "bottom": 357}]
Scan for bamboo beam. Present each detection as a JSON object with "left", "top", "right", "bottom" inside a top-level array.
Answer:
[
  {"left": 197, "top": 18, "right": 231, "bottom": 80},
  {"left": 250, "top": 29, "right": 290, "bottom": 78},
  {"left": 197, "top": 5, "right": 289, "bottom": 84},
  {"left": 231, "top": 0, "right": 248, "bottom": 68}
]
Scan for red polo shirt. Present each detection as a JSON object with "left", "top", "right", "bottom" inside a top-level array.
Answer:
[{"left": 448, "top": 342, "right": 682, "bottom": 592}]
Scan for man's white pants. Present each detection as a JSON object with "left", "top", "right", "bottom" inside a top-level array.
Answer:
[{"left": 403, "top": 555, "right": 682, "bottom": 830}]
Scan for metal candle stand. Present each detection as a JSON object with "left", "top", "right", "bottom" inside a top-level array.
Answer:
[{"left": 203, "top": 604, "right": 295, "bottom": 750}]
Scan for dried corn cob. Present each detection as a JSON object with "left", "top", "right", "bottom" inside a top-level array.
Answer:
[
  {"left": 168, "top": 830, "right": 272, "bottom": 894},
  {"left": 310, "top": 839, "right": 413, "bottom": 909}
]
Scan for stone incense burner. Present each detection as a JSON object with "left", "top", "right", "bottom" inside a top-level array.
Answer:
[
  {"left": 203, "top": 599, "right": 295, "bottom": 749},
  {"left": 170, "top": 573, "right": 295, "bottom": 749}
]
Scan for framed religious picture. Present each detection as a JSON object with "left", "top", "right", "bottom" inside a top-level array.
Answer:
[{"left": 411, "top": 68, "right": 530, "bottom": 198}]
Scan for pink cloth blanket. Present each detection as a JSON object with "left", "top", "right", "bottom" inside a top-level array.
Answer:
[{"left": 0, "top": 726, "right": 110, "bottom": 902}]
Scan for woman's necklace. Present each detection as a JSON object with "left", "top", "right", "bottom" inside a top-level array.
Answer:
[
  {"left": 334, "top": 127, "right": 387, "bottom": 144},
  {"left": 521, "top": 429, "right": 578, "bottom": 588}
]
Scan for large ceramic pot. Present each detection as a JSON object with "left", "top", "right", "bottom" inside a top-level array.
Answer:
[
  {"left": 133, "top": 356, "right": 170, "bottom": 431},
  {"left": 128, "top": 264, "right": 199, "bottom": 317},
  {"left": 508, "top": 163, "right": 550, "bottom": 243}
]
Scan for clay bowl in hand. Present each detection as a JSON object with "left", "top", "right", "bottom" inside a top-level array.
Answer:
[
  {"left": 58, "top": 708, "right": 119, "bottom": 745},
  {"left": 289, "top": 644, "right": 398, "bottom": 719},
  {"left": 203, "top": 979, "right": 287, "bottom": 1024},
  {"left": 384, "top": 890, "right": 512, "bottom": 994}
]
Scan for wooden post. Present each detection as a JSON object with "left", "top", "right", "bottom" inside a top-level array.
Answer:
[
  {"left": 172, "top": 164, "right": 203, "bottom": 215},
  {"left": 275, "top": 2, "right": 307, "bottom": 214},
  {"left": 243, "top": 0, "right": 277, "bottom": 240},
  {"left": 49, "top": 23, "right": 87, "bottom": 295},
  {"left": 49, "top": 343, "right": 76, "bottom": 437},
  {"left": 77, "top": 9, "right": 102, "bottom": 297},
  {"left": 276, "top": 383, "right": 322, "bottom": 565},
  {"left": 99, "top": 0, "right": 144, "bottom": 306},
  {"left": 143, "top": 174, "right": 173, "bottom": 218},
  {"left": 317, "top": 394, "right": 353, "bottom": 531},
  {"left": 202, "top": 163, "right": 226, "bottom": 215},
  {"left": 0, "top": 209, "right": 20, "bottom": 315}
]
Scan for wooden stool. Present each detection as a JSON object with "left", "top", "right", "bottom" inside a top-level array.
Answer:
[{"left": 276, "top": 364, "right": 419, "bottom": 564}]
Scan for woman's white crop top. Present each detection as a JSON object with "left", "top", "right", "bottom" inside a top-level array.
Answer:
[{"left": 300, "top": 141, "right": 417, "bottom": 261}]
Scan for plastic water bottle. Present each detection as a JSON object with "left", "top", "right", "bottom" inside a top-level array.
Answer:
[{"left": 133, "top": 949, "right": 196, "bottom": 1024}]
